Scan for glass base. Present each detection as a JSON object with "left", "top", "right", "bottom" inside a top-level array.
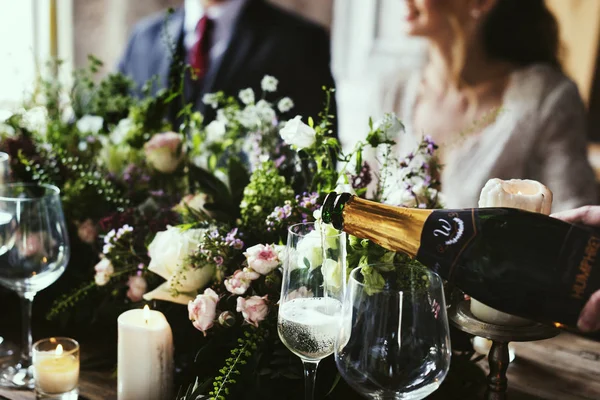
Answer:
[
  {"left": 36, "top": 388, "right": 78, "bottom": 400},
  {"left": 369, "top": 383, "right": 441, "bottom": 400},
  {"left": 0, "top": 361, "right": 35, "bottom": 389},
  {"left": 0, "top": 337, "right": 16, "bottom": 364}
]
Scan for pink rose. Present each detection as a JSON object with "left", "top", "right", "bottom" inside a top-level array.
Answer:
[
  {"left": 94, "top": 258, "right": 114, "bottom": 286},
  {"left": 188, "top": 288, "right": 219, "bottom": 335},
  {"left": 126, "top": 275, "right": 147, "bottom": 302},
  {"left": 144, "top": 132, "right": 184, "bottom": 173},
  {"left": 236, "top": 295, "right": 268, "bottom": 327},
  {"left": 77, "top": 219, "right": 98, "bottom": 244},
  {"left": 224, "top": 268, "right": 260, "bottom": 295},
  {"left": 244, "top": 244, "right": 280, "bottom": 275}
]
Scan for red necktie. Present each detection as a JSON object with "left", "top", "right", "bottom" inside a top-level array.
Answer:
[{"left": 189, "top": 15, "right": 214, "bottom": 80}]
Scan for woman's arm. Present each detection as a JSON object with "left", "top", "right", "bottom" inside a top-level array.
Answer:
[{"left": 535, "top": 79, "right": 598, "bottom": 212}]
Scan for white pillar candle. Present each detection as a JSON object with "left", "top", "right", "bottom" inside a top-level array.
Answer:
[{"left": 118, "top": 305, "right": 174, "bottom": 400}]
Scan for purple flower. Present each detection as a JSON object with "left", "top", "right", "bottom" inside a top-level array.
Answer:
[{"left": 214, "top": 256, "right": 224, "bottom": 266}]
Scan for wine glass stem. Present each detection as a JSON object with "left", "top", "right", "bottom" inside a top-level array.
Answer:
[
  {"left": 19, "top": 292, "right": 34, "bottom": 367},
  {"left": 302, "top": 360, "right": 319, "bottom": 400}
]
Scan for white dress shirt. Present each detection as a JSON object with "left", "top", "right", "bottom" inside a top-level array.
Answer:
[{"left": 183, "top": 0, "right": 249, "bottom": 63}]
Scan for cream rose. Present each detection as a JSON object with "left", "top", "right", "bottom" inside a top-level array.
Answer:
[
  {"left": 94, "top": 258, "right": 114, "bottom": 286},
  {"left": 188, "top": 288, "right": 219, "bottom": 335},
  {"left": 143, "top": 227, "right": 214, "bottom": 304},
  {"left": 144, "top": 132, "right": 184, "bottom": 173},
  {"left": 236, "top": 295, "right": 268, "bottom": 327},
  {"left": 126, "top": 275, "right": 147, "bottom": 302},
  {"left": 279, "top": 116, "right": 316, "bottom": 149},
  {"left": 224, "top": 268, "right": 260, "bottom": 295},
  {"left": 244, "top": 244, "right": 281, "bottom": 275}
]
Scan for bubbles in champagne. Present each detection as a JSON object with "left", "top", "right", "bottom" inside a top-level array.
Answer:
[{"left": 278, "top": 297, "right": 342, "bottom": 361}]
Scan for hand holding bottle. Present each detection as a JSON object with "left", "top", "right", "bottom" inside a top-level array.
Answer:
[{"left": 552, "top": 206, "right": 600, "bottom": 332}]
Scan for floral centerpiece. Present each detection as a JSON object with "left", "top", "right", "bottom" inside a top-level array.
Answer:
[{"left": 0, "top": 58, "right": 449, "bottom": 399}]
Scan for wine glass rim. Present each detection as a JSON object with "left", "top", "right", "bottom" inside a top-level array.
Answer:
[
  {"left": 349, "top": 265, "right": 443, "bottom": 289},
  {"left": 0, "top": 182, "right": 60, "bottom": 202},
  {"left": 287, "top": 221, "right": 346, "bottom": 238}
]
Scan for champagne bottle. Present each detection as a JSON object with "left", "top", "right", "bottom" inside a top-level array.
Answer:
[{"left": 321, "top": 192, "right": 600, "bottom": 328}]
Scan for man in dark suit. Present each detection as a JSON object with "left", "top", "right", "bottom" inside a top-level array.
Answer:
[{"left": 117, "top": 0, "right": 336, "bottom": 126}]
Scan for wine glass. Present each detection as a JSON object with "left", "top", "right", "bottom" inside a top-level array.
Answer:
[
  {"left": 336, "top": 263, "right": 451, "bottom": 400},
  {"left": 278, "top": 222, "right": 346, "bottom": 400},
  {"left": 0, "top": 152, "right": 17, "bottom": 364},
  {"left": 0, "top": 183, "right": 70, "bottom": 389}
]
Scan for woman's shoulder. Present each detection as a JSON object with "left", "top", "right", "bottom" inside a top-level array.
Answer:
[{"left": 508, "top": 63, "right": 583, "bottom": 111}]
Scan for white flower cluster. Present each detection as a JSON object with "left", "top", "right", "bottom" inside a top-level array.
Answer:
[{"left": 102, "top": 224, "right": 134, "bottom": 254}]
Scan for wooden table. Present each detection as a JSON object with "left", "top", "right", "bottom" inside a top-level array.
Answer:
[{"left": 1, "top": 332, "right": 598, "bottom": 400}]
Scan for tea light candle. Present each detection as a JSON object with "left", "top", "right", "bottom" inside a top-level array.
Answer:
[
  {"left": 33, "top": 337, "right": 80, "bottom": 397},
  {"left": 118, "top": 305, "right": 173, "bottom": 400}
]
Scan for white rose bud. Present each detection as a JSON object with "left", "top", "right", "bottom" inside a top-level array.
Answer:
[{"left": 279, "top": 116, "right": 316, "bottom": 150}]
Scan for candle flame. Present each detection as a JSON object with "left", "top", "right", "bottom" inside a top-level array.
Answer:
[
  {"left": 143, "top": 304, "right": 150, "bottom": 324},
  {"left": 55, "top": 344, "right": 63, "bottom": 356},
  {"left": 554, "top": 322, "right": 564, "bottom": 328}
]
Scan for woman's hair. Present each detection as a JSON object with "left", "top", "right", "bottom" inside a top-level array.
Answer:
[{"left": 482, "top": 0, "right": 561, "bottom": 68}]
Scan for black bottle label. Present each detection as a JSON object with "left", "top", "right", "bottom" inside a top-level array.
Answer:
[{"left": 416, "top": 209, "right": 479, "bottom": 281}]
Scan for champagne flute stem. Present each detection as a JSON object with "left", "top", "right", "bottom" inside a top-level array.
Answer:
[
  {"left": 302, "top": 360, "right": 319, "bottom": 400},
  {"left": 19, "top": 292, "right": 34, "bottom": 366}
]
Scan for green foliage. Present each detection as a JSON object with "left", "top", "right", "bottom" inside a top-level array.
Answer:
[
  {"left": 240, "top": 162, "right": 294, "bottom": 238},
  {"left": 72, "top": 56, "right": 136, "bottom": 125},
  {"left": 184, "top": 328, "right": 263, "bottom": 400}
]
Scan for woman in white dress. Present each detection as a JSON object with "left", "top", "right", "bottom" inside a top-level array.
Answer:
[{"left": 378, "top": 0, "right": 597, "bottom": 211}]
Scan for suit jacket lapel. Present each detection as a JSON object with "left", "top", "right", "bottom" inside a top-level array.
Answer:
[
  {"left": 200, "top": 0, "right": 263, "bottom": 101},
  {"left": 157, "top": 8, "right": 185, "bottom": 91}
]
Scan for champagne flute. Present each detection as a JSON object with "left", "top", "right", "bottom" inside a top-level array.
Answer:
[
  {"left": 336, "top": 264, "right": 451, "bottom": 399},
  {"left": 0, "top": 183, "right": 70, "bottom": 389},
  {"left": 278, "top": 222, "right": 346, "bottom": 400}
]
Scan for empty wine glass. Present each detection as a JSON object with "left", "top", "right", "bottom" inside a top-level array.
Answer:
[
  {"left": 0, "top": 183, "right": 70, "bottom": 389},
  {"left": 0, "top": 152, "right": 16, "bottom": 364},
  {"left": 336, "top": 263, "right": 451, "bottom": 400},
  {"left": 278, "top": 222, "right": 346, "bottom": 400}
]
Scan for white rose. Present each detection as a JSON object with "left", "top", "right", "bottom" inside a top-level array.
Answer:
[
  {"left": 261, "top": 75, "right": 278, "bottom": 92},
  {"left": 76, "top": 115, "right": 104, "bottom": 134},
  {"left": 21, "top": 106, "right": 48, "bottom": 135},
  {"left": 277, "top": 97, "right": 294, "bottom": 113},
  {"left": 321, "top": 259, "right": 342, "bottom": 290},
  {"left": 0, "top": 110, "right": 13, "bottom": 123},
  {"left": 239, "top": 88, "right": 255, "bottom": 105},
  {"left": 110, "top": 118, "right": 133, "bottom": 145},
  {"left": 279, "top": 116, "right": 316, "bottom": 150},
  {"left": 296, "top": 230, "right": 323, "bottom": 270},
  {"left": 205, "top": 120, "right": 226, "bottom": 143},
  {"left": 144, "top": 132, "right": 184, "bottom": 174},
  {"left": 143, "top": 227, "right": 214, "bottom": 304}
]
